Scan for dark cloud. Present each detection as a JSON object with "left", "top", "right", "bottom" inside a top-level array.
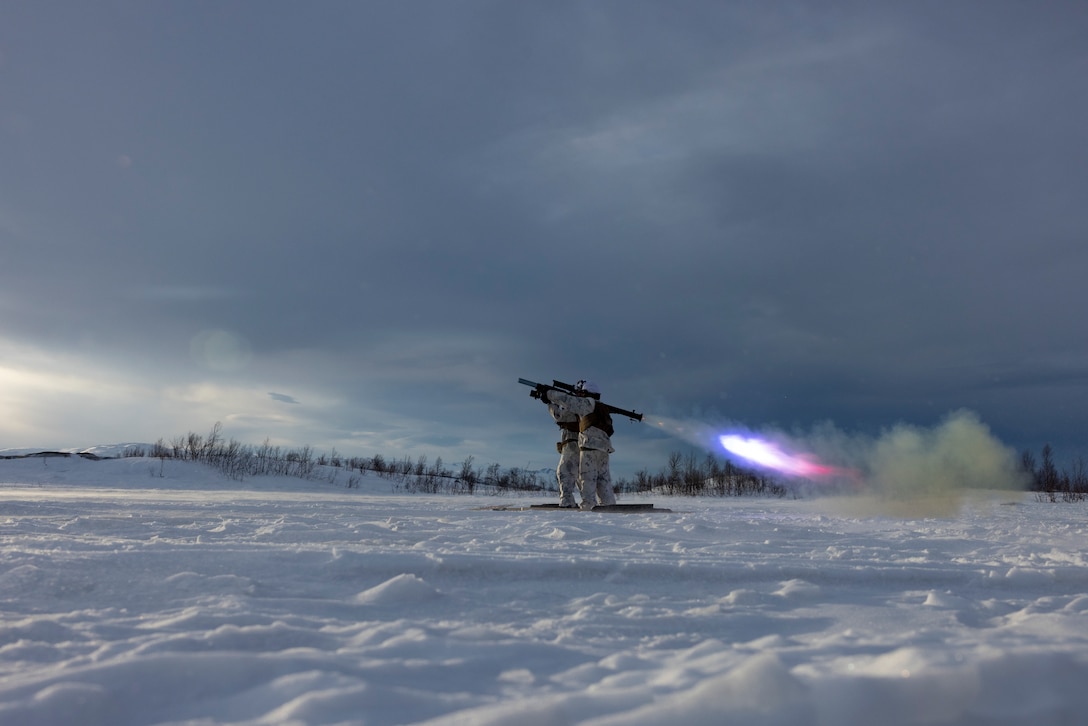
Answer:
[
  {"left": 269, "top": 392, "right": 300, "bottom": 405},
  {"left": 2, "top": 1, "right": 1087, "bottom": 476}
]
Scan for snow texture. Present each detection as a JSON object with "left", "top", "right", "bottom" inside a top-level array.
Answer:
[{"left": 1, "top": 454, "right": 1086, "bottom": 725}]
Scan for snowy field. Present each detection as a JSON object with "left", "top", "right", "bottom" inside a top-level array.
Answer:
[{"left": 1, "top": 455, "right": 1087, "bottom": 725}]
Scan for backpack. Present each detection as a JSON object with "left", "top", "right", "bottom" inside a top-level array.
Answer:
[{"left": 580, "top": 405, "right": 614, "bottom": 437}]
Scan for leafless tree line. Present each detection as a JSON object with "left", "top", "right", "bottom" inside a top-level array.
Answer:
[
  {"left": 353, "top": 453, "right": 544, "bottom": 494},
  {"left": 1022, "top": 444, "right": 1088, "bottom": 502},
  {"left": 145, "top": 423, "right": 325, "bottom": 482},
  {"left": 621, "top": 451, "right": 788, "bottom": 498},
  {"left": 141, "top": 423, "right": 545, "bottom": 494}
]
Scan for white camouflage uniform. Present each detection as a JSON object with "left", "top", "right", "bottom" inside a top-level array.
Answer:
[
  {"left": 549, "top": 402, "right": 580, "bottom": 507},
  {"left": 546, "top": 390, "right": 617, "bottom": 508}
]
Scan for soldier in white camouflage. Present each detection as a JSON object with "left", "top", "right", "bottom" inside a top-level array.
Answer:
[
  {"left": 542, "top": 379, "right": 616, "bottom": 510},
  {"left": 548, "top": 400, "right": 580, "bottom": 508}
]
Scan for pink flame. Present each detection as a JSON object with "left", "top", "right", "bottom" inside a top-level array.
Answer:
[{"left": 719, "top": 434, "right": 840, "bottom": 479}]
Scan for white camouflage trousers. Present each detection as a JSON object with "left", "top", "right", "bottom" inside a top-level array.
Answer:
[
  {"left": 578, "top": 448, "right": 616, "bottom": 507},
  {"left": 557, "top": 441, "right": 579, "bottom": 507}
]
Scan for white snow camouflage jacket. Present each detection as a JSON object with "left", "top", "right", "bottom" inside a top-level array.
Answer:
[
  {"left": 547, "top": 390, "right": 615, "bottom": 453},
  {"left": 549, "top": 403, "right": 580, "bottom": 444}
]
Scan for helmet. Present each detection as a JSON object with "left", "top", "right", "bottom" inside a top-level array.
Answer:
[{"left": 575, "top": 379, "right": 601, "bottom": 397}]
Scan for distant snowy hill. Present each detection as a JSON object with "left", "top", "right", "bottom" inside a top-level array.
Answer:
[{"left": 0, "top": 443, "right": 154, "bottom": 459}]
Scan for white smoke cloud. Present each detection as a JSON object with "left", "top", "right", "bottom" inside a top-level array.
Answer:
[
  {"left": 812, "top": 409, "right": 1028, "bottom": 516},
  {"left": 863, "top": 409, "right": 1026, "bottom": 497}
]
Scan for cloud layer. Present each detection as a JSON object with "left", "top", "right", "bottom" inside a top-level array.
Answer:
[{"left": 2, "top": 2, "right": 1086, "bottom": 477}]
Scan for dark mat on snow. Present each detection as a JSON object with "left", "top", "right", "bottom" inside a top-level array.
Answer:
[{"left": 478, "top": 502, "right": 671, "bottom": 513}]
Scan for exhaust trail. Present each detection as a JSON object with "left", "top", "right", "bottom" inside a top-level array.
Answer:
[
  {"left": 648, "top": 414, "right": 855, "bottom": 481},
  {"left": 647, "top": 409, "right": 1027, "bottom": 514}
]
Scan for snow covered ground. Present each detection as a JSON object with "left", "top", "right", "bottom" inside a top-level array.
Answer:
[{"left": 1, "top": 454, "right": 1087, "bottom": 725}]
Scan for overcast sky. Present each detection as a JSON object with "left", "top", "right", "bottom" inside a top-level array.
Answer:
[{"left": 3, "top": 1, "right": 1087, "bottom": 479}]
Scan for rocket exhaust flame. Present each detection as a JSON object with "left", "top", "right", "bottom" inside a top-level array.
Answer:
[{"left": 719, "top": 434, "right": 843, "bottom": 479}]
